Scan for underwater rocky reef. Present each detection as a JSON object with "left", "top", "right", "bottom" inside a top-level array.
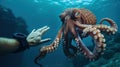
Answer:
[{"left": 0, "top": 5, "right": 28, "bottom": 37}]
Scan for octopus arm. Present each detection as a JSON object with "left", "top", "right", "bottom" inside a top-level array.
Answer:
[
  {"left": 73, "top": 26, "right": 106, "bottom": 60},
  {"left": 94, "top": 18, "right": 118, "bottom": 34},
  {"left": 99, "top": 18, "right": 118, "bottom": 29},
  {"left": 94, "top": 24, "right": 117, "bottom": 35},
  {"left": 34, "top": 51, "right": 47, "bottom": 67},
  {"left": 74, "top": 21, "right": 89, "bottom": 30},
  {"left": 40, "top": 27, "right": 63, "bottom": 53},
  {"left": 62, "top": 35, "right": 77, "bottom": 58}
]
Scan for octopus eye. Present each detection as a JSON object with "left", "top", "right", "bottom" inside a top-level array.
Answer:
[{"left": 74, "top": 12, "right": 80, "bottom": 18}]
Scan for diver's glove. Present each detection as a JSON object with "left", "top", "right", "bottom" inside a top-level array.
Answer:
[
  {"left": 13, "top": 26, "right": 51, "bottom": 53},
  {"left": 27, "top": 26, "right": 51, "bottom": 46}
]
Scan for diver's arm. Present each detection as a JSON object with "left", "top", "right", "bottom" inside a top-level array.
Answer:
[
  {"left": 0, "top": 37, "right": 19, "bottom": 55},
  {"left": 0, "top": 26, "right": 51, "bottom": 55}
]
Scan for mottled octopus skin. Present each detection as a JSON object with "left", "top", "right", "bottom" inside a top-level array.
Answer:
[{"left": 34, "top": 8, "right": 118, "bottom": 66}]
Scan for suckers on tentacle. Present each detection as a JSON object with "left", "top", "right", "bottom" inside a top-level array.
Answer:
[
  {"left": 99, "top": 18, "right": 118, "bottom": 29},
  {"left": 78, "top": 27, "right": 106, "bottom": 60},
  {"left": 94, "top": 24, "right": 117, "bottom": 35},
  {"left": 40, "top": 27, "right": 63, "bottom": 53},
  {"left": 94, "top": 18, "right": 118, "bottom": 34},
  {"left": 62, "top": 35, "right": 78, "bottom": 58},
  {"left": 40, "top": 38, "right": 60, "bottom": 53}
]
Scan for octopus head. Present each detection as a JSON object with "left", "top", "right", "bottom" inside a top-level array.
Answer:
[
  {"left": 59, "top": 8, "right": 72, "bottom": 23},
  {"left": 59, "top": 8, "right": 81, "bottom": 23}
]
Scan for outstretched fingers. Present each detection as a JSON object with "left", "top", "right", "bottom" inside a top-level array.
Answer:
[
  {"left": 28, "top": 29, "right": 36, "bottom": 36},
  {"left": 37, "top": 26, "right": 48, "bottom": 32},
  {"left": 37, "top": 26, "right": 50, "bottom": 33},
  {"left": 39, "top": 26, "right": 50, "bottom": 36}
]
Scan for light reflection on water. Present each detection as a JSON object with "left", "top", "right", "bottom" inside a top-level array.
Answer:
[{"left": 34, "top": 0, "right": 96, "bottom": 6}]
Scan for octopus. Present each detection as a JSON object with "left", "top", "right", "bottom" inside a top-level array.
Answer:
[{"left": 34, "top": 8, "right": 118, "bottom": 67}]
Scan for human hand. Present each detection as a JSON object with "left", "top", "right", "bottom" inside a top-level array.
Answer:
[{"left": 27, "top": 26, "right": 51, "bottom": 47}]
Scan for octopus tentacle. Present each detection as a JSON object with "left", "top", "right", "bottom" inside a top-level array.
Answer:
[
  {"left": 99, "top": 18, "right": 118, "bottom": 29},
  {"left": 68, "top": 18, "right": 116, "bottom": 60},
  {"left": 34, "top": 51, "right": 47, "bottom": 67},
  {"left": 62, "top": 35, "right": 78, "bottom": 58},
  {"left": 34, "top": 27, "right": 63, "bottom": 66},
  {"left": 63, "top": 41, "right": 78, "bottom": 58},
  {"left": 62, "top": 16, "right": 78, "bottom": 58},
  {"left": 93, "top": 18, "right": 118, "bottom": 34},
  {"left": 68, "top": 19, "right": 97, "bottom": 59},
  {"left": 78, "top": 26, "right": 106, "bottom": 60},
  {"left": 69, "top": 26, "right": 106, "bottom": 61},
  {"left": 40, "top": 26, "right": 63, "bottom": 53},
  {"left": 69, "top": 25, "right": 96, "bottom": 60},
  {"left": 75, "top": 35, "right": 96, "bottom": 60},
  {"left": 94, "top": 24, "right": 117, "bottom": 35},
  {"left": 40, "top": 37, "right": 60, "bottom": 53},
  {"left": 74, "top": 21, "right": 89, "bottom": 30}
]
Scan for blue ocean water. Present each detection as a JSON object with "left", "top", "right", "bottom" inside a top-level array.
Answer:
[{"left": 0, "top": 0, "right": 120, "bottom": 67}]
